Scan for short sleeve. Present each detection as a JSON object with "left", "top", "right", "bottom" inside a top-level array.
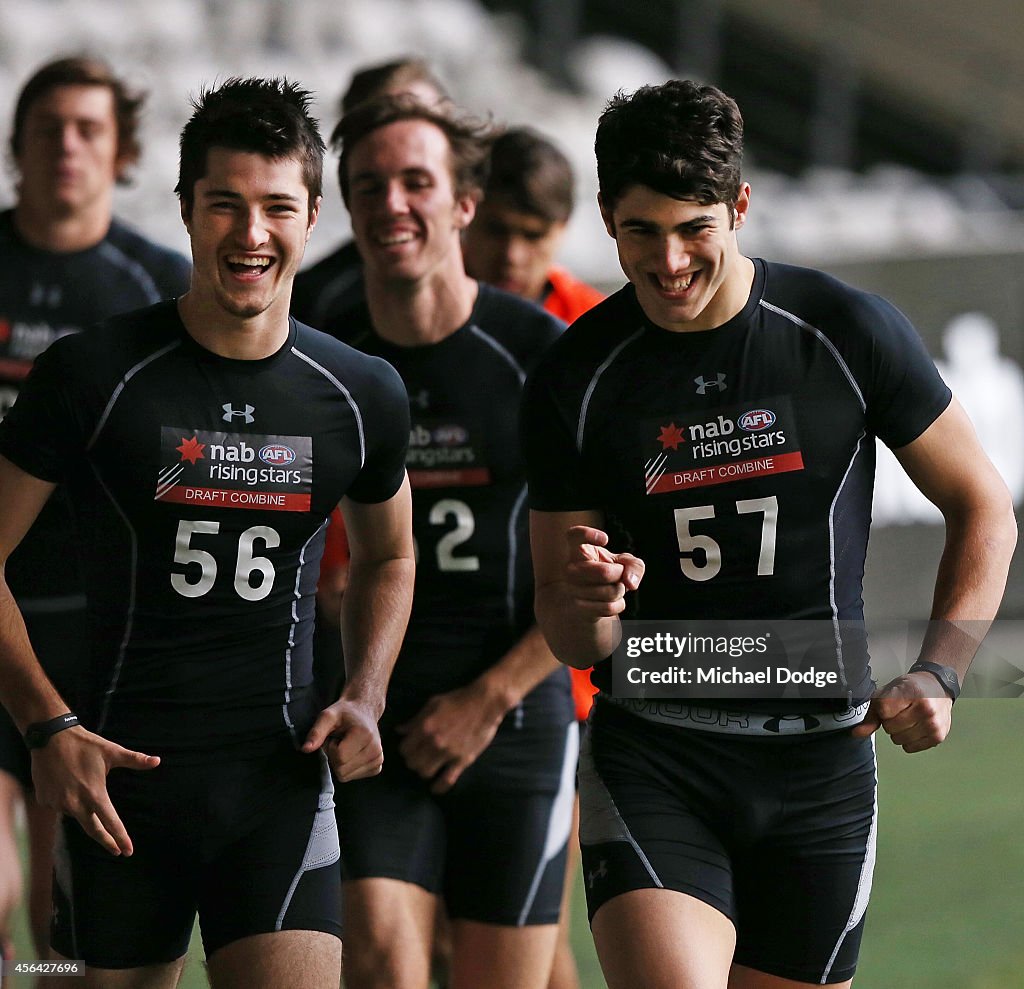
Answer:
[
  {"left": 345, "top": 356, "right": 411, "bottom": 504},
  {"left": 520, "top": 354, "right": 592, "bottom": 511},
  {"left": 0, "top": 337, "right": 88, "bottom": 482},
  {"left": 856, "top": 295, "right": 952, "bottom": 449}
]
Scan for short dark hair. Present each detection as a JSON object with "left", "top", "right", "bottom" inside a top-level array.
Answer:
[
  {"left": 175, "top": 77, "right": 325, "bottom": 213},
  {"left": 483, "top": 128, "right": 574, "bottom": 224},
  {"left": 332, "top": 95, "right": 494, "bottom": 206},
  {"left": 11, "top": 55, "right": 145, "bottom": 184},
  {"left": 340, "top": 57, "right": 449, "bottom": 116},
  {"left": 595, "top": 79, "right": 744, "bottom": 213}
]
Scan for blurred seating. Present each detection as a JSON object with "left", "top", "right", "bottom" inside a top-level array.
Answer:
[{"left": 2, "top": 0, "right": 1021, "bottom": 288}]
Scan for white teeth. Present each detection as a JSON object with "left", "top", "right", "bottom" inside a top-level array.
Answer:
[
  {"left": 228, "top": 256, "right": 271, "bottom": 267},
  {"left": 379, "top": 232, "right": 415, "bottom": 245},
  {"left": 660, "top": 273, "right": 694, "bottom": 292}
]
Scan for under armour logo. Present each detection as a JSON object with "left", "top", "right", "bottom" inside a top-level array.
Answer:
[
  {"left": 763, "top": 714, "right": 821, "bottom": 734},
  {"left": 695, "top": 373, "right": 727, "bottom": 395},
  {"left": 587, "top": 860, "right": 608, "bottom": 888},
  {"left": 30, "top": 282, "right": 62, "bottom": 308},
  {"left": 223, "top": 403, "right": 255, "bottom": 424}
]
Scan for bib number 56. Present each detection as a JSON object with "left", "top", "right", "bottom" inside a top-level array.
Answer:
[{"left": 171, "top": 519, "right": 280, "bottom": 601}]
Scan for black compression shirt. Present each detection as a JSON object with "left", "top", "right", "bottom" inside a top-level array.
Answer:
[
  {"left": 0, "top": 301, "right": 409, "bottom": 756},
  {"left": 522, "top": 259, "right": 951, "bottom": 706},
  {"left": 329, "top": 283, "right": 567, "bottom": 703},
  {"left": 0, "top": 210, "right": 191, "bottom": 601}
]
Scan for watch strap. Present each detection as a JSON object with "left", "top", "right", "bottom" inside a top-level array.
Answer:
[
  {"left": 24, "top": 713, "right": 80, "bottom": 749},
  {"left": 908, "top": 660, "right": 961, "bottom": 702}
]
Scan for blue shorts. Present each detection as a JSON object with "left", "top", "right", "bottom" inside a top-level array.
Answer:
[
  {"left": 51, "top": 745, "right": 341, "bottom": 967},
  {"left": 579, "top": 699, "right": 877, "bottom": 985}
]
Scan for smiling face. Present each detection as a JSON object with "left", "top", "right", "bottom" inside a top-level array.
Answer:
[
  {"left": 181, "top": 147, "right": 318, "bottom": 322},
  {"left": 601, "top": 183, "right": 751, "bottom": 333},
  {"left": 344, "top": 118, "right": 475, "bottom": 287},
  {"left": 15, "top": 84, "right": 122, "bottom": 218}
]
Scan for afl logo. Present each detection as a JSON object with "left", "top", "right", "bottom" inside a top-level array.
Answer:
[
  {"left": 433, "top": 425, "right": 468, "bottom": 446},
  {"left": 259, "top": 444, "right": 296, "bottom": 465},
  {"left": 738, "top": 409, "right": 776, "bottom": 432}
]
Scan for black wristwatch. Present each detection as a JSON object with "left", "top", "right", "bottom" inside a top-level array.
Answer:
[
  {"left": 24, "top": 713, "right": 80, "bottom": 749},
  {"left": 908, "top": 661, "right": 961, "bottom": 702}
]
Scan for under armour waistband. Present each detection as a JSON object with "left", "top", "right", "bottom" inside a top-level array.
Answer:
[{"left": 600, "top": 695, "right": 869, "bottom": 736}]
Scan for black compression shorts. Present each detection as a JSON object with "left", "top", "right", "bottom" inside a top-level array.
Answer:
[
  {"left": 51, "top": 745, "right": 340, "bottom": 968},
  {"left": 579, "top": 700, "right": 877, "bottom": 985},
  {"left": 336, "top": 705, "right": 578, "bottom": 926}
]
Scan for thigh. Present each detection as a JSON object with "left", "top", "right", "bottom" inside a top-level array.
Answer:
[
  {"left": 198, "top": 751, "right": 341, "bottom": 957},
  {"left": 443, "top": 719, "right": 578, "bottom": 926},
  {"left": 449, "top": 919, "right": 559, "bottom": 989},
  {"left": 342, "top": 878, "right": 438, "bottom": 989},
  {"left": 207, "top": 930, "right": 341, "bottom": 989},
  {"left": 732, "top": 734, "right": 878, "bottom": 986},
  {"left": 591, "top": 888, "right": 736, "bottom": 989}
]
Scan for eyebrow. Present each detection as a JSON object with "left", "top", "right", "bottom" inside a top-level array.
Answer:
[
  {"left": 621, "top": 214, "right": 717, "bottom": 231},
  {"left": 350, "top": 166, "right": 432, "bottom": 183},
  {"left": 201, "top": 189, "right": 304, "bottom": 204}
]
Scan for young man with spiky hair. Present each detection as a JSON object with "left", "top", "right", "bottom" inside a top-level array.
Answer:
[
  {"left": 0, "top": 77, "right": 414, "bottom": 988},
  {"left": 523, "top": 79, "right": 1015, "bottom": 988},
  {"left": 0, "top": 54, "right": 190, "bottom": 962},
  {"left": 327, "top": 94, "right": 577, "bottom": 989}
]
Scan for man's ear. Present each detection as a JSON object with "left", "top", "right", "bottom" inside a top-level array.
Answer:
[
  {"left": 306, "top": 195, "right": 322, "bottom": 242},
  {"left": 732, "top": 182, "right": 751, "bottom": 231},
  {"left": 179, "top": 197, "right": 192, "bottom": 234},
  {"left": 453, "top": 191, "right": 477, "bottom": 231},
  {"left": 598, "top": 193, "right": 615, "bottom": 238}
]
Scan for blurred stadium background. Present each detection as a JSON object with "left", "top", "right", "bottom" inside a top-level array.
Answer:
[{"left": 2, "top": 1, "right": 1022, "bottom": 986}]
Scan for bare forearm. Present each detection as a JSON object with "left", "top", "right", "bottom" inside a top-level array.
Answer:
[
  {"left": 338, "top": 556, "right": 414, "bottom": 718},
  {"left": 919, "top": 499, "right": 1017, "bottom": 677},
  {"left": 0, "top": 576, "right": 67, "bottom": 731},
  {"left": 535, "top": 588, "right": 621, "bottom": 669},
  {"left": 470, "top": 625, "right": 562, "bottom": 719}
]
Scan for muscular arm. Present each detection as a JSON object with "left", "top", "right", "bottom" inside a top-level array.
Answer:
[
  {"left": 303, "top": 477, "right": 415, "bottom": 780},
  {"left": 397, "top": 624, "right": 561, "bottom": 793},
  {"left": 902, "top": 399, "right": 1017, "bottom": 643},
  {"left": 854, "top": 400, "right": 1017, "bottom": 751},
  {"left": 0, "top": 456, "right": 159, "bottom": 855},
  {"left": 530, "top": 509, "right": 645, "bottom": 669}
]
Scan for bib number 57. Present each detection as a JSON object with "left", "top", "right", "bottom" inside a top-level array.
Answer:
[{"left": 674, "top": 496, "right": 777, "bottom": 581}]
